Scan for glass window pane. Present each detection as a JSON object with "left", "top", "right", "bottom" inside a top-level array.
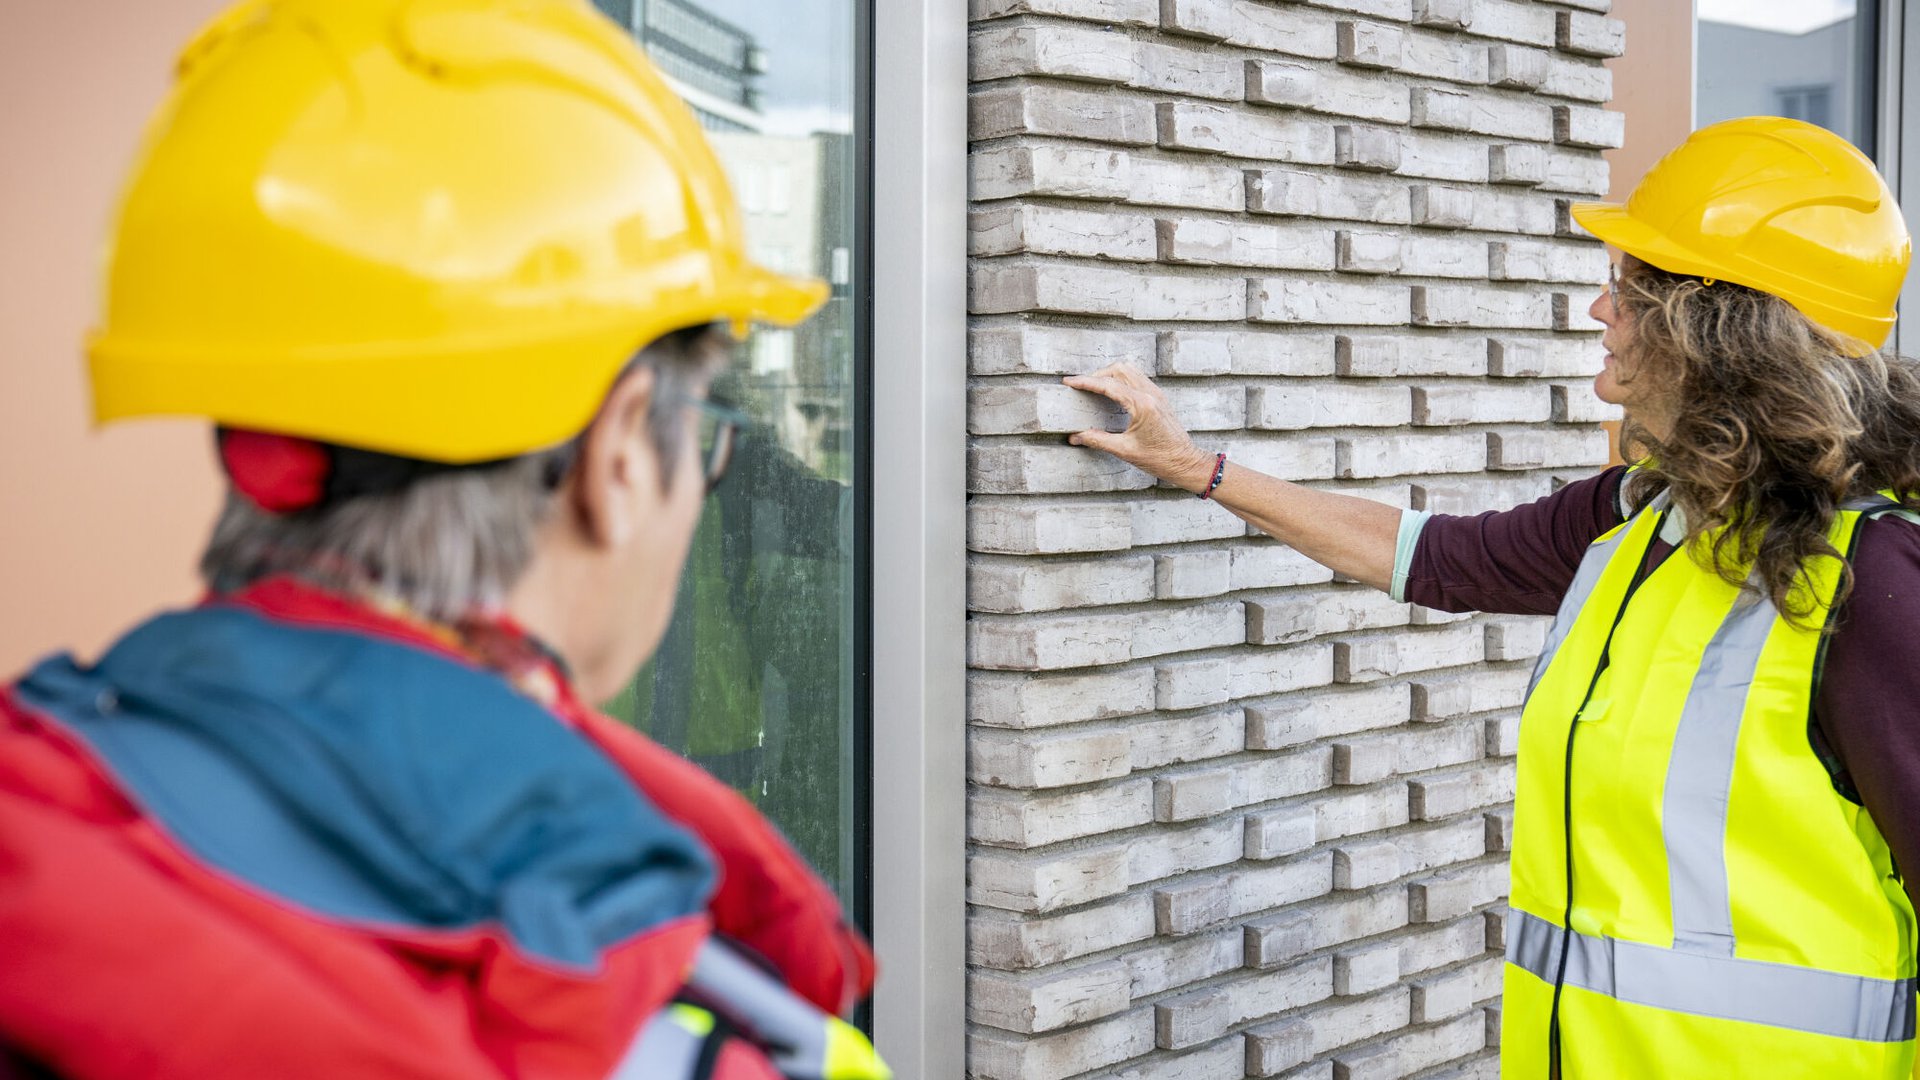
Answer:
[
  {"left": 1696, "top": 0, "right": 1878, "bottom": 154},
  {"left": 590, "top": 0, "right": 866, "bottom": 916}
]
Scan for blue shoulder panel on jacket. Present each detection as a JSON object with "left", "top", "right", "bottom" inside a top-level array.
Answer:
[{"left": 13, "top": 606, "right": 714, "bottom": 970}]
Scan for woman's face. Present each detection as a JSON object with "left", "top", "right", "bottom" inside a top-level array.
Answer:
[{"left": 1591, "top": 256, "right": 1678, "bottom": 437}]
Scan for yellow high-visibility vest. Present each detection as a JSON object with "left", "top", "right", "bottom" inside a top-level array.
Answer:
[{"left": 1504, "top": 492, "right": 1918, "bottom": 1079}]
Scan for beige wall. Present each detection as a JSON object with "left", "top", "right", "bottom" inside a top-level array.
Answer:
[
  {"left": 0, "top": 0, "right": 229, "bottom": 674},
  {"left": 1600, "top": 0, "right": 1695, "bottom": 461}
]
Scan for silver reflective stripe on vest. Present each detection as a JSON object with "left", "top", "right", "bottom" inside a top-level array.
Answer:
[
  {"left": 1509, "top": 909, "right": 1917, "bottom": 1043},
  {"left": 1661, "top": 585, "right": 1778, "bottom": 954},
  {"left": 611, "top": 1008, "right": 705, "bottom": 1079},
  {"left": 1529, "top": 526, "right": 1632, "bottom": 699}
]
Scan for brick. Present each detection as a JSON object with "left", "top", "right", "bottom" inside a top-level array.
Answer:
[
  {"left": 1246, "top": 808, "right": 1319, "bottom": 860},
  {"left": 1251, "top": 279, "right": 1410, "bottom": 326},
  {"left": 1129, "top": 155, "right": 1248, "bottom": 211},
  {"left": 1131, "top": 40, "right": 1246, "bottom": 100},
  {"left": 1158, "top": 656, "right": 1235, "bottom": 711},
  {"left": 1408, "top": 667, "right": 1529, "bottom": 721},
  {"left": 1484, "top": 616, "right": 1547, "bottom": 662},
  {"left": 1409, "top": 763, "right": 1517, "bottom": 820},
  {"left": 1399, "top": 234, "right": 1489, "bottom": 279},
  {"left": 1398, "top": 917, "right": 1486, "bottom": 977},
  {"left": 1392, "top": 722, "right": 1484, "bottom": 772},
  {"left": 1332, "top": 1010, "right": 1485, "bottom": 1079},
  {"left": 1411, "top": 186, "right": 1475, "bottom": 228},
  {"left": 1156, "top": 765, "right": 1241, "bottom": 821},
  {"left": 1316, "top": 785, "right": 1412, "bottom": 842},
  {"left": 970, "top": 83, "right": 1155, "bottom": 144},
  {"left": 1227, "top": 2, "right": 1343, "bottom": 60},
  {"left": 1412, "top": 383, "right": 1549, "bottom": 425},
  {"left": 1133, "top": 708, "right": 1245, "bottom": 769},
  {"left": 1484, "top": 807, "right": 1514, "bottom": 853},
  {"left": 1247, "top": 682, "right": 1411, "bottom": 750},
  {"left": 1337, "top": 334, "right": 1488, "bottom": 378},
  {"left": 1487, "top": 429, "right": 1609, "bottom": 470},
  {"left": 1409, "top": 87, "right": 1470, "bottom": 131},
  {"left": 971, "top": 725, "right": 1133, "bottom": 788},
  {"left": 1160, "top": 102, "right": 1338, "bottom": 163},
  {"left": 970, "top": 0, "right": 1158, "bottom": 22},
  {"left": 1230, "top": 641, "right": 1339, "bottom": 700},
  {"left": 1396, "top": 818, "right": 1488, "bottom": 877},
  {"left": 1156, "top": 876, "right": 1235, "bottom": 936},
  {"left": 1411, "top": 0, "right": 1471, "bottom": 30},
  {"left": 1488, "top": 143, "right": 1547, "bottom": 186},
  {"left": 969, "top": 553, "right": 1154, "bottom": 612},
  {"left": 971, "top": 144, "right": 1131, "bottom": 201},
  {"left": 969, "top": 843, "right": 1132, "bottom": 912},
  {"left": 968, "top": 608, "right": 1137, "bottom": 669},
  {"left": 1397, "top": 132, "right": 1491, "bottom": 182},
  {"left": 1543, "top": 148, "right": 1610, "bottom": 195},
  {"left": 970, "top": 204, "right": 1158, "bottom": 261},
  {"left": 1487, "top": 336, "right": 1599, "bottom": 378},
  {"left": 1159, "top": 217, "right": 1337, "bottom": 270},
  {"left": 1128, "top": 928, "right": 1245, "bottom": 997},
  {"left": 1552, "top": 382, "right": 1622, "bottom": 424},
  {"left": 1337, "top": 231, "right": 1402, "bottom": 274},
  {"left": 1335, "top": 125, "right": 1402, "bottom": 172},
  {"left": 1246, "top": 888, "right": 1408, "bottom": 967},
  {"left": 1554, "top": 291, "right": 1605, "bottom": 331},
  {"left": 1484, "top": 906, "right": 1507, "bottom": 951},
  {"left": 1131, "top": 817, "right": 1247, "bottom": 884},
  {"left": 1236, "top": 746, "right": 1338, "bottom": 805},
  {"left": 1411, "top": 475, "right": 1549, "bottom": 515},
  {"left": 1133, "top": 599, "right": 1248, "bottom": 660},
  {"left": 1113, "top": 1040, "right": 1248, "bottom": 1080},
  {"left": 1412, "top": 285, "right": 1552, "bottom": 329},
  {"left": 1333, "top": 838, "right": 1403, "bottom": 889},
  {"left": 969, "top": 500, "right": 1132, "bottom": 556},
  {"left": 1544, "top": 55, "right": 1612, "bottom": 103},
  {"left": 1250, "top": 62, "right": 1412, "bottom": 125},
  {"left": 1232, "top": 957, "right": 1338, "bottom": 1026},
  {"left": 971, "top": 323, "right": 1157, "bottom": 377},
  {"left": 1462, "top": 0, "right": 1554, "bottom": 47},
  {"left": 1294, "top": 987, "right": 1412, "bottom": 1057},
  {"left": 1333, "top": 739, "right": 1399, "bottom": 786},
  {"left": 1311, "top": 0, "right": 1412, "bottom": 19},
  {"left": 970, "top": 260, "right": 1130, "bottom": 317},
  {"left": 1247, "top": 384, "right": 1413, "bottom": 431},
  {"left": 970, "top": 780, "right": 1154, "bottom": 848},
  {"left": 969, "top": 1009, "right": 1157, "bottom": 1080},
  {"left": 1485, "top": 712, "right": 1520, "bottom": 758},
  {"left": 971, "top": 894, "right": 1157, "bottom": 970},
  {"left": 1486, "top": 45, "right": 1548, "bottom": 90},
  {"left": 1335, "top": 622, "right": 1485, "bottom": 681},
  {"left": 1249, "top": 169, "right": 1411, "bottom": 224},
  {"left": 1160, "top": 0, "right": 1236, "bottom": 40},
  {"left": 1467, "top": 189, "right": 1557, "bottom": 235},
  {"left": 1554, "top": 104, "right": 1626, "bottom": 149},
  {"left": 1232, "top": 542, "right": 1339, "bottom": 590},
  {"left": 1557, "top": 10, "right": 1625, "bottom": 58},
  {"left": 1247, "top": 1018, "right": 1315, "bottom": 1077},
  {"left": 1334, "top": 942, "right": 1402, "bottom": 996},
  {"left": 1336, "top": 21, "right": 1404, "bottom": 69},
  {"left": 1336, "top": 432, "right": 1485, "bottom": 479},
  {"left": 971, "top": 666, "right": 1157, "bottom": 729},
  {"left": 1154, "top": 550, "right": 1233, "bottom": 601},
  {"left": 1156, "top": 982, "right": 1234, "bottom": 1049},
  {"left": 971, "top": 960, "right": 1134, "bottom": 1034},
  {"left": 970, "top": 24, "right": 1136, "bottom": 84}
]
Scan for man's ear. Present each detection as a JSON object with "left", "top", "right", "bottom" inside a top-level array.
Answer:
[{"left": 570, "top": 366, "right": 659, "bottom": 550}]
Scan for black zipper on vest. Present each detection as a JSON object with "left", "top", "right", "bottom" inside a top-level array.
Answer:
[{"left": 1547, "top": 509, "right": 1666, "bottom": 1079}]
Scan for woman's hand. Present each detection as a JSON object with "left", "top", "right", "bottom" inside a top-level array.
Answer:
[{"left": 1064, "top": 364, "right": 1219, "bottom": 493}]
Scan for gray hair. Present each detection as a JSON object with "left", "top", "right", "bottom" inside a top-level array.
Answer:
[{"left": 200, "top": 326, "right": 729, "bottom": 622}]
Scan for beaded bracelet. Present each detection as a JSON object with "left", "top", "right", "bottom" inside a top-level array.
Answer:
[{"left": 1196, "top": 452, "right": 1228, "bottom": 500}]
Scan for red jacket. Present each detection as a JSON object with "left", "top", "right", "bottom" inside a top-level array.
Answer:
[{"left": 0, "top": 579, "right": 875, "bottom": 1078}]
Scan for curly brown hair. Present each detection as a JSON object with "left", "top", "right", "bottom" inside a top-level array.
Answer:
[{"left": 1613, "top": 257, "right": 1920, "bottom": 629}]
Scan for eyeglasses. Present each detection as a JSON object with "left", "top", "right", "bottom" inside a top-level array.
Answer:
[
  {"left": 1608, "top": 262, "right": 1621, "bottom": 308},
  {"left": 683, "top": 395, "right": 747, "bottom": 494}
]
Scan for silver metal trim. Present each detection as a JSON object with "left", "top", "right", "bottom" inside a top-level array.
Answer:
[{"left": 869, "top": 0, "right": 967, "bottom": 1074}]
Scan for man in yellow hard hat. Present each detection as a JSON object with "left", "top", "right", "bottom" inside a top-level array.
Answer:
[
  {"left": 0, "top": 1, "right": 886, "bottom": 1077},
  {"left": 1067, "top": 116, "right": 1920, "bottom": 1078}
]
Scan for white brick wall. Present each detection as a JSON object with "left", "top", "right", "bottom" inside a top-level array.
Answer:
[{"left": 966, "top": 0, "right": 1617, "bottom": 1073}]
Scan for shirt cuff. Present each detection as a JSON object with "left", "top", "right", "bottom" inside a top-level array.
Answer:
[{"left": 1390, "top": 509, "right": 1432, "bottom": 604}]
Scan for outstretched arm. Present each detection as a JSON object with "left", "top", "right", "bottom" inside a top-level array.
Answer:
[{"left": 1064, "top": 364, "right": 1403, "bottom": 592}]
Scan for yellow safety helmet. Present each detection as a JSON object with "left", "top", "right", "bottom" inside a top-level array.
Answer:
[
  {"left": 1573, "top": 116, "right": 1910, "bottom": 350},
  {"left": 88, "top": 0, "right": 826, "bottom": 464}
]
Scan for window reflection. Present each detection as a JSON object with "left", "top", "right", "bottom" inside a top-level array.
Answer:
[
  {"left": 591, "top": 0, "right": 863, "bottom": 907},
  {"left": 1697, "top": 0, "right": 1877, "bottom": 153}
]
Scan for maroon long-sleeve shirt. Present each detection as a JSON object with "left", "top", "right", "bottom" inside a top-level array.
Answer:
[{"left": 1406, "top": 465, "right": 1920, "bottom": 908}]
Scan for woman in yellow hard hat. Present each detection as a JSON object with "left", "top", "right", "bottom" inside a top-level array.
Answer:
[{"left": 1067, "top": 116, "right": 1920, "bottom": 1079}]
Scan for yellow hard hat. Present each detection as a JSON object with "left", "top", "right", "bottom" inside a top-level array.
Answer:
[
  {"left": 1572, "top": 116, "right": 1910, "bottom": 350},
  {"left": 88, "top": 0, "right": 826, "bottom": 464}
]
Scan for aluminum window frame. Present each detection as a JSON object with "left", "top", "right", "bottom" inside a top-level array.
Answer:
[{"left": 867, "top": 0, "right": 967, "bottom": 1075}]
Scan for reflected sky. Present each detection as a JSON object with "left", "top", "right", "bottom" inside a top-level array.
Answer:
[
  {"left": 1698, "top": 0, "right": 1855, "bottom": 34},
  {"left": 695, "top": 0, "right": 853, "bottom": 135}
]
